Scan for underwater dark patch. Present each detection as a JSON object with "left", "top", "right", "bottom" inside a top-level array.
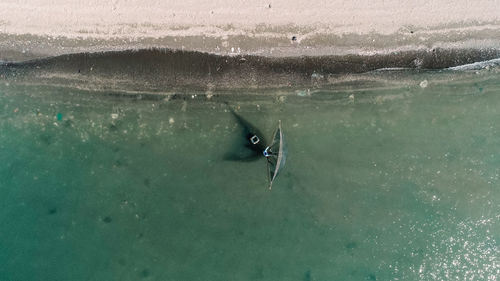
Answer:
[
  {"left": 304, "top": 269, "right": 312, "bottom": 281},
  {"left": 140, "top": 269, "right": 150, "bottom": 278},
  {"left": 109, "top": 124, "right": 118, "bottom": 132},
  {"left": 38, "top": 133, "right": 53, "bottom": 145},
  {"left": 345, "top": 241, "right": 358, "bottom": 249}
]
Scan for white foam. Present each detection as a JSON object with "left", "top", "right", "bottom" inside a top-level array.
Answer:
[
  {"left": 447, "top": 58, "right": 500, "bottom": 71},
  {"left": 372, "top": 67, "right": 413, "bottom": 72}
]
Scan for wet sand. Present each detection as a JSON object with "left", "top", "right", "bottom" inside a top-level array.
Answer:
[{"left": 3, "top": 48, "right": 500, "bottom": 91}]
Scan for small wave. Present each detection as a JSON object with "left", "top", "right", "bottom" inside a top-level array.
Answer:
[
  {"left": 371, "top": 67, "right": 414, "bottom": 72},
  {"left": 447, "top": 57, "right": 500, "bottom": 71}
]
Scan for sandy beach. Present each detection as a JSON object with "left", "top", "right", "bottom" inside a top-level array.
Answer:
[{"left": 1, "top": 0, "right": 500, "bottom": 60}]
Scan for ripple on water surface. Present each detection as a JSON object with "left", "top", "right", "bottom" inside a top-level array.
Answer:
[{"left": 0, "top": 68, "right": 499, "bottom": 280}]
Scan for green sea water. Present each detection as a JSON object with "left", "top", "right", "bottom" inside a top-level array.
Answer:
[{"left": 1, "top": 68, "right": 499, "bottom": 281}]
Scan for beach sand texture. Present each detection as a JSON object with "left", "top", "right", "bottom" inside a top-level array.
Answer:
[{"left": 1, "top": 0, "right": 500, "bottom": 59}]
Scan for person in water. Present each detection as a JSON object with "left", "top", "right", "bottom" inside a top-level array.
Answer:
[
  {"left": 224, "top": 105, "right": 268, "bottom": 161},
  {"left": 247, "top": 133, "right": 273, "bottom": 158},
  {"left": 262, "top": 144, "right": 272, "bottom": 158}
]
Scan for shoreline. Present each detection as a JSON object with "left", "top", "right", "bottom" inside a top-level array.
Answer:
[
  {"left": 1, "top": 1, "right": 499, "bottom": 93},
  {"left": 2, "top": 24, "right": 500, "bottom": 62},
  {"left": 3, "top": 47, "right": 500, "bottom": 92}
]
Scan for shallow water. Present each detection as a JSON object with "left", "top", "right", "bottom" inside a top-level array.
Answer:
[{"left": 1, "top": 67, "right": 499, "bottom": 281}]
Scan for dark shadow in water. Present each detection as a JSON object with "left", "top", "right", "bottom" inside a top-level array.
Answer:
[{"left": 223, "top": 105, "right": 268, "bottom": 162}]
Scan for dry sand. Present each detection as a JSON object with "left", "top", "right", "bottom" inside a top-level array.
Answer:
[{"left": 0, "top": 0, "right": 500, "bottom": 59}]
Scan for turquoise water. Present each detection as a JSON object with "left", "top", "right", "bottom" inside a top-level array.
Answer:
[{"left": 1, "top": 68, "right": 499, "bottom": 281}]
